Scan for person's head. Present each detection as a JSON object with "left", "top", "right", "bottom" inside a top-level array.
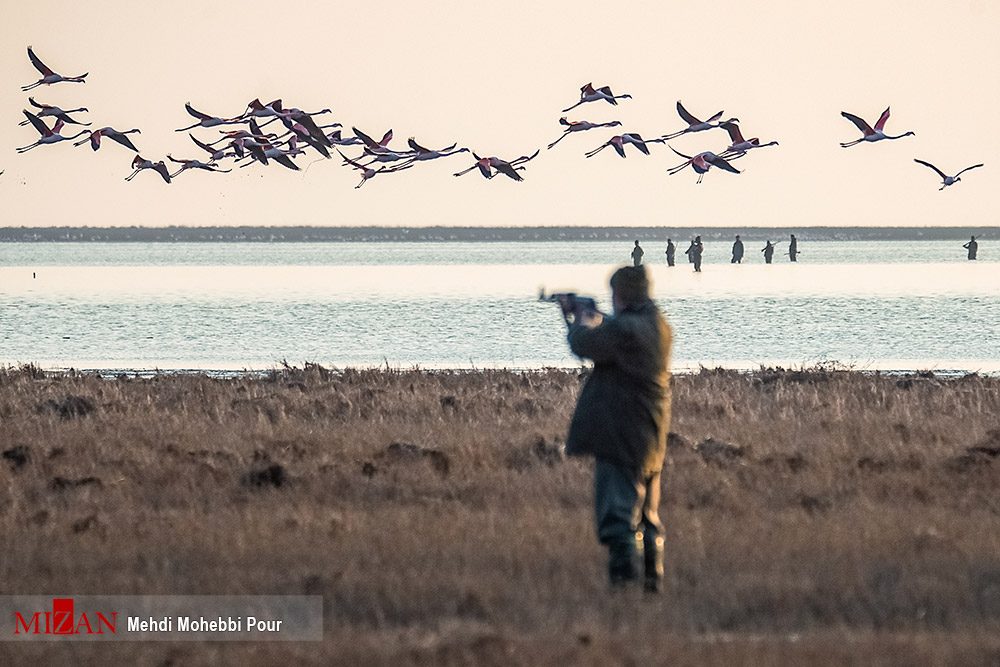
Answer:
[
  {"left": 695, "top": 235, "right": 701, "bottom": 242},
  {"left": 667, "top": 237, "right": 672, "bottom": 243},
  {"left": 972, "top": 235, "right": 976, "bottom": 240},
  {"left": 634, "top": 239, "right": 640, "bottom": 246},
  {"left": 610, "top": 265, "right": 650, "bottom": 314},
  {"left": 735, "top": 235, "right": 741, "bottom": 240},
  {"left": 791, "top": 234, "right": 796, "bottom": 239}
]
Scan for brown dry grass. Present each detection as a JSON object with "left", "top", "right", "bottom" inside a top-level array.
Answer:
[{"left": 2, "top": 364, "right": 1000, "bottom": 666}]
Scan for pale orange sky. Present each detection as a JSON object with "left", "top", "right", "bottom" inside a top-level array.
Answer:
[{"left": 2, "top": 0, "right": 998, "bottom": 229}]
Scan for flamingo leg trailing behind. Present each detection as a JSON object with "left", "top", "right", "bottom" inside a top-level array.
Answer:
[
  {"left": 913, "top": 159, "right": 984, "bottom": 190},
  {"left": 840, "top": 107, "right": 914, "bottom": 147}
]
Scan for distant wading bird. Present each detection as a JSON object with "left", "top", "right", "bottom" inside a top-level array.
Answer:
[
  {"left": 561, "top": 83, "right": 632, "bottom": 113},
  {"left": 74, "top": 127, "right": 141, "bottom": 152},
  {"left": 840, "top": 107, "right": 914, "bottom": 147},
  {"left": 547, "top": 118, "right": 622, "bottom": 149},
  {"left": 21, "top": 46, "right": 88, "bottom": 91},
  {"left": 913, "top": 159, "right": 984, "bottom": 190},
  {"left": 20, "top": 98, "right": 89, "bottom": 126},
  {"left": 662, "top": 101, "right": 737, "bottom": 140},
  {"left": 667, "top": 146, "right": 741, "bottom": 184},
  {"left": 17, "top": 111, "right": 88, "bottom": 152},
  {"left": 585, "top": 133, "right": 666, "bottom": 158}
]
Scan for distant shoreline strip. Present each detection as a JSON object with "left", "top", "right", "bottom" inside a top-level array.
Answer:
[{"left": 1, "top": 225, "right": 996, "bottom": 243}]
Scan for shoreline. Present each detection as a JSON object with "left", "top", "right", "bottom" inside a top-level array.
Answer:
[
  {"left": 2, "top": 225, "right": 996, "bottom": 243},
  {"left": 5, "top": 362, "right": 999, "bottom": 379}
]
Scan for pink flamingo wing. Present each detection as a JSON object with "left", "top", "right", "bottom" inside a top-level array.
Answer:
[
  {"left": 185, "top": 103, "right": 211, "bottom": 120},
  {"left": 873, "top": 107, "right": 891, "bottom": 131},
  {"left": 27, "top": 47, "right": 55, "bottom": 76},
  {"left": 841, "top": 111, "right": 875, "bottom": 135},
  {"left": 676, "top": 101, "right": 700, "bottom": 126},
  {"left": 22, "top": 110, "right": 52, "bottom": 136}
]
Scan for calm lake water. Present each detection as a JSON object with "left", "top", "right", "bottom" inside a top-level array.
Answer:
[{"left": 1, "top": 241, "right": 997, "bottom": 373}]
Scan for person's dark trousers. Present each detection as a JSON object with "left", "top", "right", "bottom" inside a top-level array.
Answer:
[{"left": 594, "top": 459, "right": 664, "bottom": 591}]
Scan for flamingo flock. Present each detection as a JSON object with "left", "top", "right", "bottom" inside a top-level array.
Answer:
[{"left": 9, "top": 47, "right": 985, "bottom": 191}]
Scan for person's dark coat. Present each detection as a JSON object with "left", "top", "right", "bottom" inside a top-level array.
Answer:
[{"left": 565, "top": 300, "right": 672, "bottom": 474}]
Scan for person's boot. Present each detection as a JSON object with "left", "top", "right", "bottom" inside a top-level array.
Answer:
[
  {"left": 608, "top": 535, "right": 639, "bottom": 587},
  {"left": 643, "top": 535, "right": 664, "bottom": 594}
]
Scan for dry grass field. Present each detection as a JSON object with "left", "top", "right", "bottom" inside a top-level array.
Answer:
[{"left": 2, "top": 363, "right": 1000, "bottom": 666}]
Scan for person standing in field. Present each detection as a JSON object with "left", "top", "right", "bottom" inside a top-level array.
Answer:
[
  {"left": 692, "top": 235, "right": 704, "bottom": 272},
  {"left": 665, "top": 239, "right": 675, "bottom": 266},
  {"left": 762, "top": 240, "right": 775, "bottom": 264},
  {"left": 559, "top": 266, "right": 672, "bottom": 592},
  {"left": 631, "top": 240, "right": 644, "bottom": 266},
  {"left": 788, "top": 234, "right": 799, "bottom": 262},
  {"left": 964, "top": 235, "right": 978, "bottom": 260},
  {"left": 731, "top": 235, "right": 744, "bottom": 264}
]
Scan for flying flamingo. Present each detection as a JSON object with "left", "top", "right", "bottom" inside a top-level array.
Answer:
[
  {"left": 397, "top": 138, "right": 469, "bottom": 165},
  {"left": 175, "top": 103, "right": 243, "bottom": 132},
  {"left": 20, "top": 98, "right": 90, "bottom": 126},
  {"left": 168, "top": 155, "right": 232, "bottom": 178},
  {"left": 547, "top": 118, "right": 622, "bottom": 149},
  {"left": 21, "top": 46, "right": 88, "bottom": 91},
  {"left": 662, "top": 101, "right": 738, "bottom": 140},
  {"left": 237, "top": 138, "right": 301, "bottom": 170},
  {"left": 16, "top": 111, "right": 88, "bottom": 153},
  {"left": 242, "top": 98, "right": 284, "bottom": 120},
  {"left": 125, "top": 155, "right": 171, "bottom": 184},
  {"left": 584, "top": 133, "right": 666, "bottom": 158},
  {"left": 719, "top": 121, "right": 778, "bottom": 157},
  {"left": 352, "top": 127, "right": 395, "bottom": 154},
  {"left": 913, "top": 159, "right": 984, "bottom": 190},
  {"left": 73, "top": 127, "right": 141, "bottom": 152},
  {"left": 667, "top": 146, "right": 742, "bottom": 184},
  {"left": 562, "top": 83, "right": 632, "bottom": 113},
  {"left": 840, "top": 107, "right": 914, "bottom": 147},
  {"left": 326, "top": 129, "right": 363, "bottom": 146},
  {"left": 259, "top": 105, "right": 335, "bottom": 131},
  {"left": 188, "top": 134, "right": 236, "bottom": 162},
  {"left": 273, "top": 113, "right": 335, "bottom": 158},
  {"left": 453, "top": 154, "right": 493, "bottom": 179},
  {"left": 453, "top": 150, "right": 539, "bottom": 181},
  {"left": 337, "top": 149, "right": 414, "bottom": 188},
  {"left": 357, "top": 147, "right": 417, "bottom": 166}
]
